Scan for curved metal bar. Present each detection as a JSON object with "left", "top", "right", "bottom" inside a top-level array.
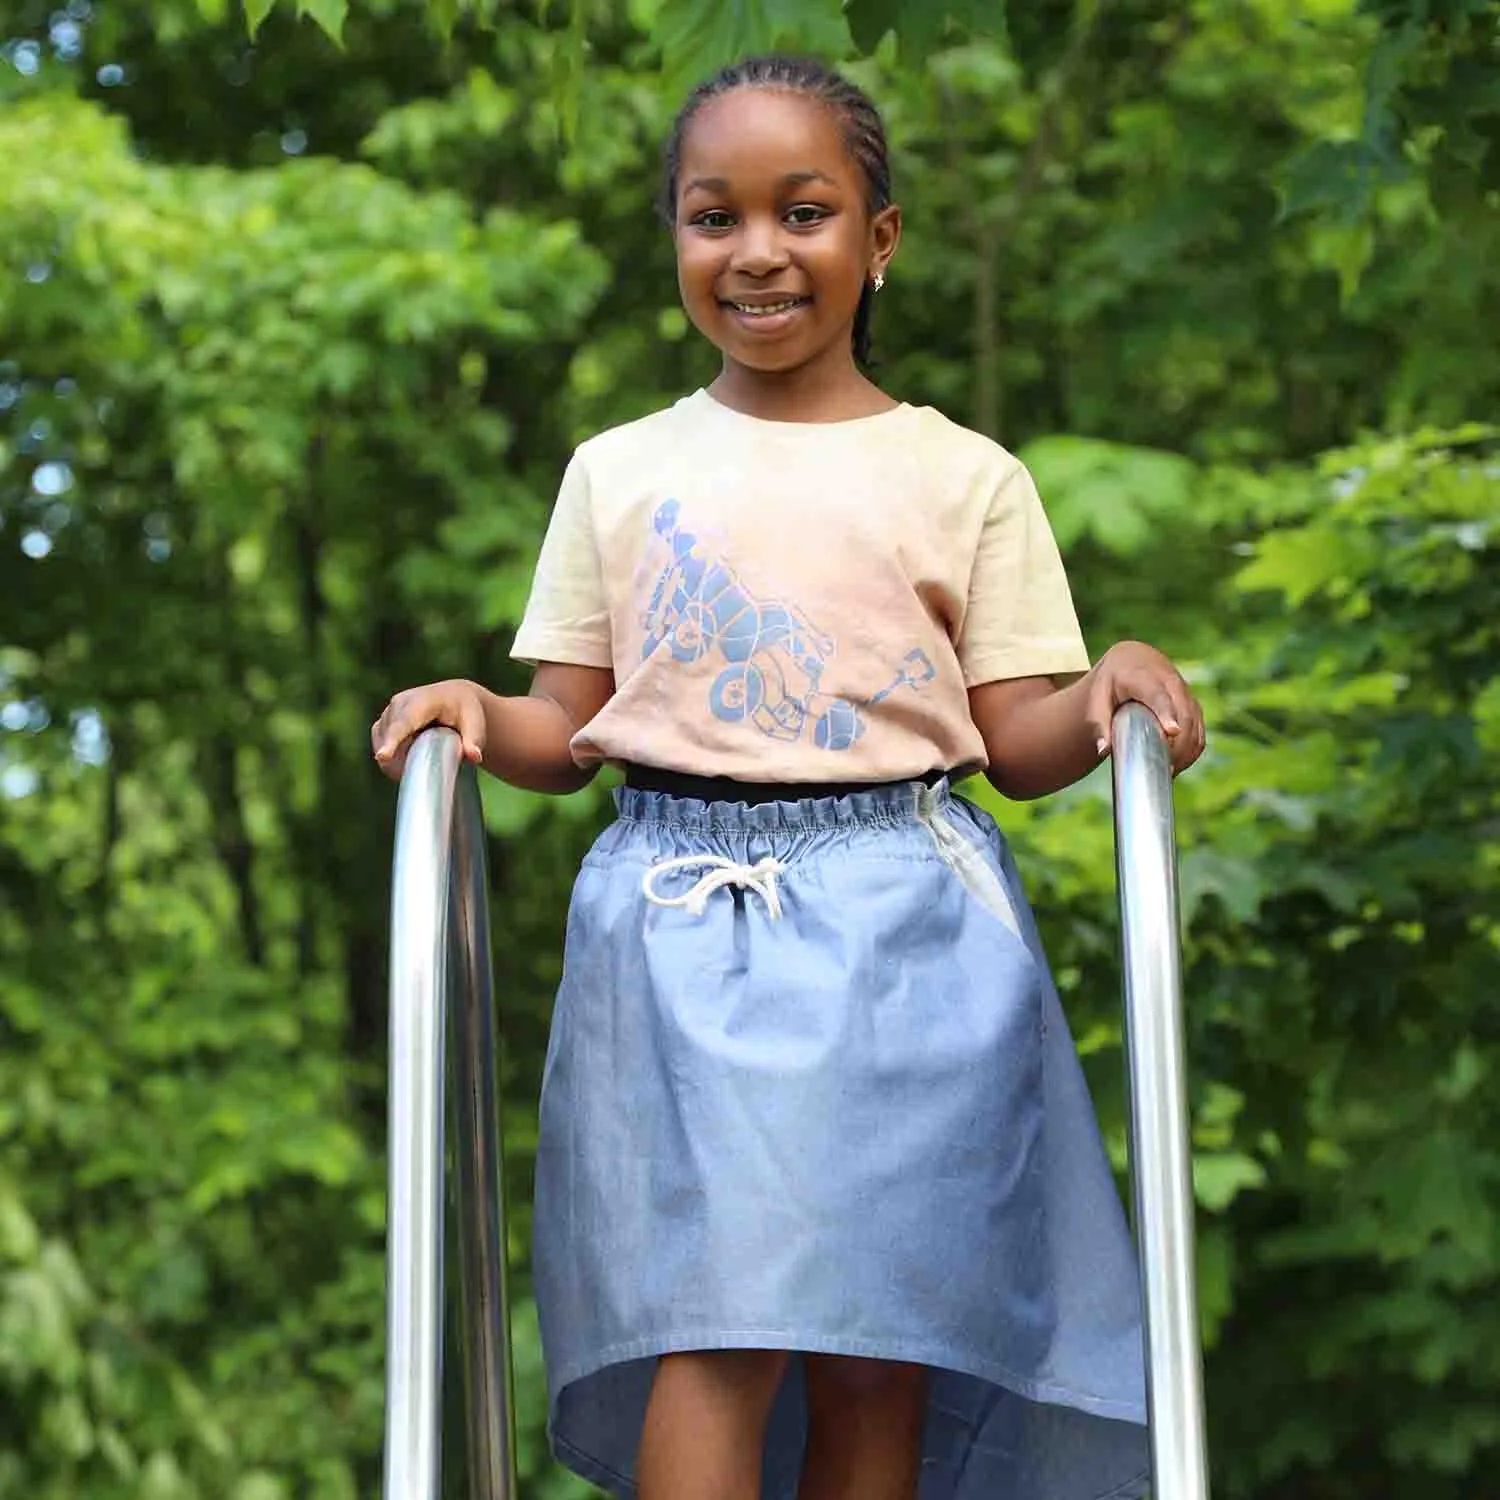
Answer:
[
  {"left": 1111, "top": 702, "right": 1211, "bottom": 1500},
  {"left": 447, "top": 744, "right": 518, "bottom": 1497},
  {"left": 384, "top": 727, "right": 516, "bottom": 1500}
]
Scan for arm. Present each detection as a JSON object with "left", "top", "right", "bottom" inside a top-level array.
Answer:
[
  {"left": 372, "top": 661, "right": 615, "bottom": 794},
  {"left": 969, "top": 640, "right": 1206, "bottom": 801},
  {"left": 479, "top": 662, "right": 615, "bottom": 793}
]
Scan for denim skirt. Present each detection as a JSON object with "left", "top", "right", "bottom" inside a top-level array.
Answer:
[{"left": 532, "top": 779, "right": 1149, "bottom": 1500}]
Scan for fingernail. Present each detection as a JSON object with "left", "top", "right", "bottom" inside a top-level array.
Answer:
[{"left": 1096, "top": 737, "right": 1109, "bottom": 756}]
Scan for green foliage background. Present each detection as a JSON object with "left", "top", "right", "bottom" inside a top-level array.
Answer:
[{"left": 0, "top": 1, "right": 1496, "bottom": 1496}]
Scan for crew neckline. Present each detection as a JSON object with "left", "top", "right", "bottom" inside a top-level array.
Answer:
[{"left": 691, "top": 387, "right": 913, "bottom": 431}]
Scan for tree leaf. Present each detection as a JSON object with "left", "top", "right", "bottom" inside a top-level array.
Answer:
[
  {"left": 1196, "top": 1225, "right": 1236, "bottom": 1349},
  {"left": 651, "top": 0, "right": 851, "bottom": 89},
  {"left": 1193, "top": 1151, "right": 1268, "bottom": 1212},
  {"left": 243, "top": 0, "right": 278, "bottom": 38},
  {"left": 845, "top": 0, "right": 903, "bottom": 54},
  {"left": 297, "top": 0, "right": 348, "bottom": 43},
  {"left": 1020, "top": 435, "right": 1197, "bottom": 555},
  {"left": 0, "top": 1181, "right": 41, "bottom": 1262}
]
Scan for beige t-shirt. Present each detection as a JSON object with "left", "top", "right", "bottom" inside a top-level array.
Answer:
[{"left": 511, "top": 390, "right": 1089, "bottom": 782}]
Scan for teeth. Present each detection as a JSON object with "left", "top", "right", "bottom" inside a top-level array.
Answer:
[{"left": 732, "top": 298, "right": 804, "bottom": 315}]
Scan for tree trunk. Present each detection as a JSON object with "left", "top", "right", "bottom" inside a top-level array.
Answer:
[{"left": 201, "top": 733, "right": 264, "bottom": 966}]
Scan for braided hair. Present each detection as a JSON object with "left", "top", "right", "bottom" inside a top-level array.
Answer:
[{"left": 659, "top": 56, "right": 892, "bottom": 368}]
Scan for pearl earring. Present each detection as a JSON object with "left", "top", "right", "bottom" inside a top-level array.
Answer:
[{"left": 873, "top": 273, "right": 886, "bottom": 292}]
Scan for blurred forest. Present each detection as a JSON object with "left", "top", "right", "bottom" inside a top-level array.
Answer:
[{"left": 1, "top": 0, "right": 1497, "bottom": 1496}]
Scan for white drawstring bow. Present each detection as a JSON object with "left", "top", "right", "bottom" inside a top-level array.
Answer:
[{"left": 642, "top": 854, "right": 787, "bottom": 920}]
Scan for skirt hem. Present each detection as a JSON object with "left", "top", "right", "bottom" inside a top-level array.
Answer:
[
  {"left": 548, "top": 1327, "right": 1148, "bottom": 1427},
  {"left": 551, "top": 1429, "right": 1151, "bottom": 1500}
]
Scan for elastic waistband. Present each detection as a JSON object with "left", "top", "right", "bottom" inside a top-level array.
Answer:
[
  {"left": 623, "top": 763, "right": 945, "bottom": 806},
  {"left": 614, "top": 774, "right": 955, "bottom": 833}
]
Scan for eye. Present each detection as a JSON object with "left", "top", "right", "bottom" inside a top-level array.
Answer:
[
  {"left": 785, "top": 204, "right": 829, "bottom": 227},
  {"left": 690, "top": 209, "right": 735, "bottom": 231}
]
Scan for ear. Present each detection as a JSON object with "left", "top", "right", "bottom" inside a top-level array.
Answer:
[{"left": 868, "top": 202, "right": 902, "bottom": 284}]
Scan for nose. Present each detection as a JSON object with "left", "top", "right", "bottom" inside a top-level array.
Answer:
[{"left": 730, "top": 215, "right": 790, "bottom": 277}]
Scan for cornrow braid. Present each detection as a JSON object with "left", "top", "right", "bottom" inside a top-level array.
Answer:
[{"left": 659, "top": 55, "right": 892, "bottom": 368}]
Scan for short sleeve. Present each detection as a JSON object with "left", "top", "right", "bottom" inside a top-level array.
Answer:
[
  {"left": 510, "top": 455, "right": 613, "bottom": 669},
  {"left": 957, "top": 460, "right": 1091, "bottom": 687}
]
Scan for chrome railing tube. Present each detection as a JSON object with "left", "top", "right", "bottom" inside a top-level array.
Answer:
[
  {"left": 447, "top": 747, "right": 518, "bottom": 1496},
  {"left": 1111, "top": 702, "right": 1211, "bottom": 1500},
  {"left": 384, "top": 727, "right": 516, "bottom": 1500}
]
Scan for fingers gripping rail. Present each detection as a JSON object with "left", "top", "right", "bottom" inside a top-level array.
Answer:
[{"left": 381, "top": 710, "right": 1209, "bottom": 1499}]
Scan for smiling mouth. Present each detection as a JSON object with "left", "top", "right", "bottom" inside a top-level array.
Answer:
[{"left": 721, "top": 296, "right": 811, "bottom": 316}]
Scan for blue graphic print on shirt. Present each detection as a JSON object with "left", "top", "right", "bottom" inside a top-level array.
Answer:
[{"left": 639, "top": 499, "right": 935, "bottom": 751}]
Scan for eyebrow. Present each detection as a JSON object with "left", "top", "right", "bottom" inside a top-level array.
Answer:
[{"left": 681, "top": 169, "right": 839, "bottom": 195}]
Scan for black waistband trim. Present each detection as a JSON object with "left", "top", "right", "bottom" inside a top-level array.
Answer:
[{"left": 622, "top": 764, "right": 946, "bottom": 807}]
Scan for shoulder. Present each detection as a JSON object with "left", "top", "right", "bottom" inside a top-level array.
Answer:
[
  {"left": 895, "top": 404, "right": 1032, "bottom": 504},
  {"left": 571, "top": 391, "right": 708, "bottom": 475},
  {"left": 902, "top": 404, "right": 1023, "bottom": 475}
]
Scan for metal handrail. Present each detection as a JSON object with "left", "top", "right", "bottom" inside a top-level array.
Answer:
[
  {"left": 1111, "top": 702, "right": 1211, "bottom": 1500},
  {"left": 381, "top": 711, "right": 1206, "bottom": 1500},
  {"left": 384, "top": 727, "right": 517, "bottom": 1500}
]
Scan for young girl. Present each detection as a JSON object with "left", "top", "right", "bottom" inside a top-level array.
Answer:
[{"left": 373, "top": 55, "right": 1204, "bottom": 1500}]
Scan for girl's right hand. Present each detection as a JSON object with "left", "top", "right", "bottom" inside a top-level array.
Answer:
[{"left": 370, "top": 679, "right": 489, "bottom": 782}]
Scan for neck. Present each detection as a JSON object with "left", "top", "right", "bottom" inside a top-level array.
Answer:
[{"left": 709, "top": 346, "right": 897, "bottom": 424}]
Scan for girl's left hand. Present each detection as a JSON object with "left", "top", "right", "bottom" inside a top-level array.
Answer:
[{"left": 1084, "top": 640, "right": 1205, "bottom": 776}]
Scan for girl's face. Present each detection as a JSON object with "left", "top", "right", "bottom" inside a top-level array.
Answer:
[{"left": 672, "top": 88, "right": 900, "bottom": 382}]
